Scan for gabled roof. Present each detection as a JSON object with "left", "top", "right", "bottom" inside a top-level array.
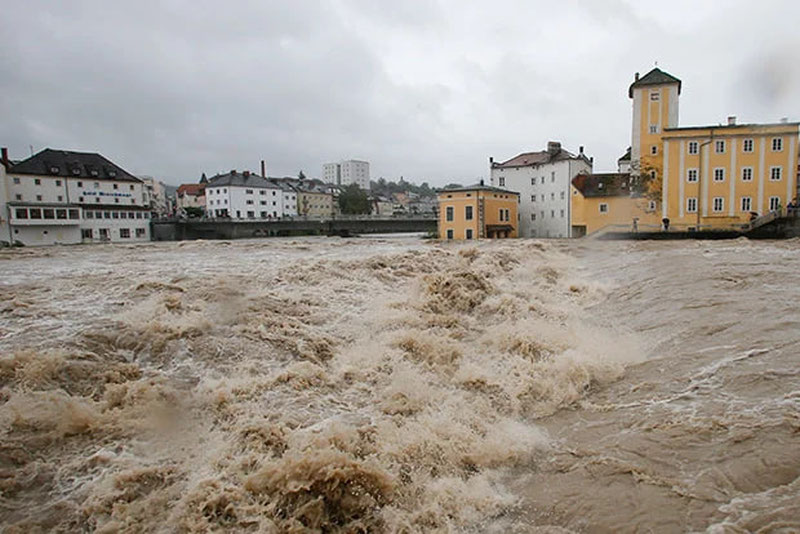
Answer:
[
  {"left": 618, "top": 147, "right": 631, "bottom": 162},
  {"left": 491, "top": 146, "right": 588, "bottom": 169},
  {"left": 177, "top": 183, "right": 206, "bottom": 197},
  {"left": 572, "top": 172, "right": 641, "bottom": 198},
  {"left": 207, "top": 171, "right": 280, "bottom": 188},
  {"left": 629, "top": 68, "right": 681, "bottom": 98},
  {"left": 8, "top": 148, "right": 140, "bottom": 182}
]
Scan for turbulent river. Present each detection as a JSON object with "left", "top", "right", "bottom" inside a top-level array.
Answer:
[{"left": 0, "top": 236, "right": 798, "bottom": 533}]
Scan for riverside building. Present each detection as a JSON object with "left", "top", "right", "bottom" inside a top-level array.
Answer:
[
  {"left": 205, "top": 170, "right": 284, "bottom": 219},
  {"left": 489, "top": 142, "right": 592, "bottom": 238},
  {"left": 1, "top": 148, "right": 151, "bottom": 246},
  {"left": 437, "top": 183, "right": 519, "bottom": 240}
]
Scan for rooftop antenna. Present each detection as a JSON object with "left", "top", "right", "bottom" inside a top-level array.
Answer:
[
  {"left": 29, "top": 145, "right": 34, "bottom": 156},
  {"left": 654, "top": 60, "right": 659, "bottom": 67}
]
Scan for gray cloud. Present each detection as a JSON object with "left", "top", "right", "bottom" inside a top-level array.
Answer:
[{"left": 1, "top": 0, "right": 799, "bottom": 186}]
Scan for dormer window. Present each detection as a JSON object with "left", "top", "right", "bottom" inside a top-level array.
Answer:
[
  {"left": 90, "top": 169, "right": 99, "bottom": 177},
  {"left": 108, "top": 170, "right": 117, "bottom": 177},
  {"left": 50, "top": 166, "right": 59, "bottom": 174},
  {"left": 72, "top": 168, "right": 81, "bottom": 175}
]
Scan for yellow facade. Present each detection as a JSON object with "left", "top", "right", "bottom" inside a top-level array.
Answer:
[
  {"left": 437, "top": 186, "right": 519, "bottom": 240},
  {"left": 661, "top": 123, "right": 798, "bottom": 229},
  {"left": 570, "top": 177, "right": 661, "bottom": 236},
  {"left": 298, "top": 190, "right": 334, "bottom": 217}
]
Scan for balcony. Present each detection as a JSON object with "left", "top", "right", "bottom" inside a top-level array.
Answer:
[{"left": 9, "top": 205, "right": 81, "bottom": 225}]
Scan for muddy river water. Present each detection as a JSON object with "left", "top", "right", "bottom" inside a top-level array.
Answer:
[{"left": 0, "top": 236, "right": 798, "bottom": 532}]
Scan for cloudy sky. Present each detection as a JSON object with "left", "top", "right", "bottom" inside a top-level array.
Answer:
[{"left": 2, "top": 0, "right": 799, "bottom": 186}]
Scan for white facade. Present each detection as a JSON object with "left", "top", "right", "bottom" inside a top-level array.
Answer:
[
  {"left": 205, "top": 172, "right": 284, "bottom": 219},
  {"left": 490, "top": 145, "right": 592, "bottom": 238},
  {"left": 322, "top": 160, "right": 370, "bottom": 190},
  {"left": 1, "top": 149, "right": 151, "bottom": 246}
]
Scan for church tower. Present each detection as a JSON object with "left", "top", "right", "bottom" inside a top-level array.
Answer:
[{"left": 629, "top": 68, "right": 681, "bottom": 177}]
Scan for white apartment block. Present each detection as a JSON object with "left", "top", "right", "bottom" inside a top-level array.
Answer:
[
  {"left": 1, "top": 148, "right": 151, "bottom": 246},
  {"left": 322, "top": 159, "right": 370, "bottom": 190},
  {"left": 271, "top": 179, "right": 298, "bottom": 217},
  {"left": 489, "top": 142, "right": 592, "bottom": 238},
  {"left": 205, "top": 170, "right": 285, "bottom": 219}
]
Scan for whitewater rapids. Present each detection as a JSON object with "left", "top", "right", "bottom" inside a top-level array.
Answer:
[{"left": 0, "top": 236, "right": 798, "bottom": 532}]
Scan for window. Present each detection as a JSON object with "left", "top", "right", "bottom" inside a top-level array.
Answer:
[
  {"left": 550, "top": 193, "right": 555, "bottom": 200},
  {"left": 772, "top": 138, "right": 783, "bottom": 151},
  {"left": 82, "top": 229, "right": 93, "bottom": 239},
  {"left": 136, "top": 212, "right": 142, "bottom": 219},
  {"left": 531, "top": 195, "right": 536, "bottom": 202},
  {"left": 136, "top": 228, "right": 146, "bottom": 238},
  {"left": 34, "top": 178, "right": 41, "bottom": 185},
  {"left": 531, "top": 213, "right": 536, "bottom": 221},
  {"left": 120, "top": 228, "right": 131, "bottom": 238},
  {"left": 465, "top": 205, "right": 473, "bottom": 220},
  {"left": 112, "top": 211, "right": 119, "bottom": 219},
  {"left": 498, "top": 177, "right": 505, "bottom": 187},
  {"left": 85, "top": 211, "right": 94, "bottom": 219},
  {"left": 769, "top": 196, "right": 781, "bottom": 211},
  {"left": 713, "top": 168, "right": 725, "bottom": 182},
  {"left": 560, "top": 191, "right": 565, "bottom": 199},
  {"left": 55, "top": 180, "right": 62, "bottom": 186},
  {"left": 15, "top": 208, "right": 28, "bottom": 219},
  {"left": 120, "top": 212, "right": 127, "bottom": 219},
  {"left": 742, "top": 139, "right": 754, "bottom": 152},
  {"left": 446, "top": 229, "right": 453, "bottom": 240},
  {"left": 12, "top": 177, "right": 20, "bottom": 184},
  {"left": 36, "top": 195, "right": 42, "bottom": 201},
  {"left": 541, "top": 210, "right": 545, "bottom": 218},
  {"left": 712, "top": 197, "right": 724, "bottom": 212},
  {"left": 541, "top": 177, "right": 545, "bottom": 184},
  {"left": 599, "top": 203, "right": 608, "bottom": 213},
  {"left": 113, "top": 183, "right": 118, "bottom": 190},
  {"left": 650, "top": 91, "right": 660, "bottom": 101},
  {"left": 90, "top": 170, "right": 98, "bottom": 177},
  {"left": 68, "top": 209, "right": 79, "bottom": 219},
  {"left": 541, "top": 194, "right": 545, "bottom": 201},
  {"left": 261, "top": 200, "right": 266, "bottom": 205},
  {"left": 741, "top": 167, "right": 753, "bottom": 181},
  {"left": 79, "top": 197, "right": 84, "bottom": 202},
  {"left": 715, "top": 140, "right": 726, "bottom": 154},
  {"left": 530, "top": 177, "right": 535, "bottom": 186},
  {"left": 688, "top": 141, "right": 699, "bottom": 155},
  {"left": 246, "top": 199, "right": 254, "bottom": 205},
  {"left": 246, "top": 189, "right": 254, "bottom": 194},
  {"left": 465, "top": 229, "right": 473, "bottom": 240},
  {"left": 94, "top": 182, "right": 100, "bottom": 188},
  {"left": 29, "top": 208, "right": 41, "bottom": 219},
  {"left": 770, "top": 166, "right": 782, "bottom": 181},
  {"left": 114, "top": 198, "right": 119, "bottom": 204},
  {"left": 649, "top": 125, "right": 658, "bottom": 134},
  {"left": 99, "top": 228, "right": 109, "bottom": 239},
  {"left": 77, "top": 181, "right": 83, "bottom": 187},
  {"left": 247, "top": 211, "right": 255, "bottom": 218},
  {"left": 550, "top": 210, "right": 555, "bottom": 218},
  {"left": 96, "top": 198, "right": 100, "bottom": 203},
  {"left": 129, "top": 185, "right": 134, "bottom": 190},
  {"left": 551, "top": 172, "right": 555, "bottom": 183},
  {"left": 104, "top": 211, "right": 111, "bottom": 219},
  {"left": 560, "top": 209, "right": 564, "bottom": 218},
  {"left": 43, "top": 209, "right": 55, "bottom": 219},
  {"left": 445, "top": 206, "right": 454, "bottom": 222},
  {"left": 15, "top": 194, "right": 22, "bottom": 201},
  {"left": 648, "top": 200, "right": 656, "bottom": 211},
  {"left": 650, "top": 170, "right": 657, "bottom": 180},
  {"left": 144, "top": 213, "right": 150, "bottom": 219},
  {"left": 649, "top": 145, "right": 658, "bottom": 156},
  {"left": 741, "top": 197, "right": 752, "bottom": 212},
  {"left": 57, "top": 195, "right": 63, "bottom": 202},
  {"left": 687, "top": 197, "right": 697, "bottom": 213}
]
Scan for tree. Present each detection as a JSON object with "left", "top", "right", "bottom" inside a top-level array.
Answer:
[
  {"left": 338, "top": 184, "right": 371, "bottom": 214},
  {"left": 298, "top": 170, "right": 306, "bottom": 180},
  {"left": 634, "top": 157, "right": 663, "bottom": 203}
]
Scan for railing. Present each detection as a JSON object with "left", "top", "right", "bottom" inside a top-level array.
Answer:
[{"left": 154, "top": 213, "right": 436, "bottom": 223}]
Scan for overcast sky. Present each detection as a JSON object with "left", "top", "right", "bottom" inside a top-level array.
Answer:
[{"left": 2, "top": 0, "right": 799, "bottom": 186}]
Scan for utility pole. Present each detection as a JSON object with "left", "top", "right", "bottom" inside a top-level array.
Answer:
[{"left": 697, "top": 134, "right": 714, "bottom": 230}]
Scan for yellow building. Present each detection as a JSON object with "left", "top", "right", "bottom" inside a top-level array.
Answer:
[
  {"left": 570, "top": 173, "right": 661, "bottom": 236},
  {"left": 661, "top": 121, "right": 798, "bottom": 229},
  {"left": 572, "top": 67, "right": 799, "bottom": 235},
  {"left": 437, "top": 184, "right": 519, "bottom": 240}
]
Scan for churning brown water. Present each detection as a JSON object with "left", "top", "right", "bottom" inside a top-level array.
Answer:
[{"left": 0, "top": 236, "right": 798, "bottom": 533}]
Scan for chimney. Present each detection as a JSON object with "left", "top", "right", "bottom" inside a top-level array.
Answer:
[
  {"left": 1, "top": 147, "right": 8, "bottom": 169},
  {"left": 489, "top": 156, "right": 494, "bottom": 164},
  {"left": 728, "top": 116, "right": 736, "bottom": 126},
  {"left": 579, "top": 145, "right": 584, "bottom": 155},
  {"left": 635, "top": 72, "right": 640, "bottom": 82},
  {"left": 781, "top": 117, "right": 789, "bottom": 123},
  {"left": 231, "top": 169, "right": 236, "bottom": 175},
  {"left": 480, "top": 178, "right": 484, "bottom": 186},
  {"left": 261, "top": 160, "right": 266, "bottom": 178},
  {"left": 243, "top": 170, "right": 250, "bottom": 177},
  {"left": 547, "top": 141, "right": 561, "bottom": 155}
]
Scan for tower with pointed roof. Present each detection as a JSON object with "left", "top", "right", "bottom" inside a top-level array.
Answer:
[{"left": 629, "top": 67, "right": 681, "bottom": 178}]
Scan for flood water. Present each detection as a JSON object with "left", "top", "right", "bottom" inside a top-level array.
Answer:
[{"left": 0, "top": 236, "right": 798, "bottom": 532}]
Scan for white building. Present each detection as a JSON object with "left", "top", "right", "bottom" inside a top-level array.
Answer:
[
  {"left": 489, "top": 142, "right": 592, "bottom": 238},
  {"left": 140, "top": 176, "right": 174, "bottom": 217},
  {"left": 205, "top": 170, "right": 284, "bottom": 219},
  {"left": 1, "top": 148, "right": 151, "bottom": 246},
  {"left": 322, "top": 160, "right": 370, "bottom": 190},
  {"left": 270, "top": 179, "right": 298, "bottom": 217}
]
